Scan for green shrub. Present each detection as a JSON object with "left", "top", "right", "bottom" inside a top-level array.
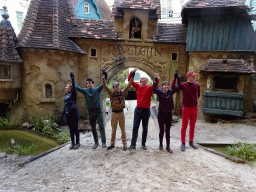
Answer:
[
  {"left": 42, "top": 122, "right": 55, "bottom": 136},
  {"left": 54, "top": 130, "right": 70, "bottom": 144},
  {"left": 3, "top": 116, "right": 13, "bottom": 128},
  {"left": 151, "top": 95, "right": 157, "bottom": 104},
  {"left": 0, "top": 117, "right": 4, "bottom": 128},
  {"left": 0, "top": 116, "right": 13, "bottom": 128},
  {"left": 106, "top": 101, "right": 111, "bottom": 107},
  {"left": 33, "top": 115, "right": 45, "bottom": 132},
  {"left": 227, "top": 142, "right": 256, "bottom": 161},
  {"left": 11, "top": 144, "right": 38, "bottom": 155}
]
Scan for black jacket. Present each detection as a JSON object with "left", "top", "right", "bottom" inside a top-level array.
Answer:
[{"left": 62, "top": 77, "right": 78, "bottom": 118}]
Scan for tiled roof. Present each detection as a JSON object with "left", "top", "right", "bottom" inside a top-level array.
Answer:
[
  {"left": 112, "top": 0, "right": 161, "bottom": 18},
  {"left": 69, "top": 19, "right": 117, "bottom": 40},
  {"left": 153, "top": 23, "right": 187, "bottom": 43},
  {"left": 17, "top": 0, "right": 86, "bottom": 54},
  {"left": 201, "top": 59, "right": 256, "bottom": 73},
  {"left": 183, "top": 0, "right": 248, "bottom": 9},
  {"left": 96, "top": 0, "right": 112, "bottom": 20},
  {"left": 0, "top": 27, "right": 22, "bottom": 63},
  {"left": 70, "top": 0, "right": 112, "bottom": 20}
]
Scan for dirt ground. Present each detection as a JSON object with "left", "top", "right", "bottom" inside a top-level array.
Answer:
[{"left": 1, "top": 100, "right": 256, "bottom": 191}]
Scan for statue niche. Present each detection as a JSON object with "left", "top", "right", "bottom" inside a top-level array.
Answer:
[{"left": 129, "top": 18, "right": 142, "bottom": 39}]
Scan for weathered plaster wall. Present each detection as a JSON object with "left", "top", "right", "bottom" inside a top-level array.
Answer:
[
  {"left": 188, "top": 51, "right": 255, "bottom": 119},
  {"left": 10, "top": 49, "right": 85, "bottom": 123}
]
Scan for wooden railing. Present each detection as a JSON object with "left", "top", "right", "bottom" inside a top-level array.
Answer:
[{"left": 203, "top": 91, "right": 245, "bottom": 117}]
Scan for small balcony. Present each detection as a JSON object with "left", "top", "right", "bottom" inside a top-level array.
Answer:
[{"left": 203, "top": 91, "right": 245, "bottom": 117}]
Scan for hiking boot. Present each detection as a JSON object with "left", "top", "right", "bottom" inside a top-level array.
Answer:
[
  {"left": 189, "top": 141, "right": 198, "bottom": 149},
  {"left": 107, "top": 145, "right": 114, "bottom": 150},
  {"left": 123, "top": 145, "right": 127, "bottom": 151},
  {"left": 181, "top": 143, "right": 185, "bottom": 151},
  {"left": 93, "top": 143, "right": 99, "bottom": 149},
  {"left": 69, "top": 143, "right": 75, "bottom": 150},
  {"left": 74, "top": 143, "right": 80, "bottom": 150},
  {"left": 142, "top": 145, "right": 147, "bottom": 150},
  {"left": 129, "top": 145, "right": 136, "bottom": 150},
  {"left": 102, "top": 143, "right": 106, "bottom": 148},
  {"left": 159, "top": 144, "right": 163, "bottom": 150},
  {"left": 166, "top": 147, "right": 173, "bottom": 154}
]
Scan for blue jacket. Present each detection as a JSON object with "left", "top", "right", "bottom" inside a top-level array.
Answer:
[{"left": 76, "top": 84, "right": 103, "bottom": 111}]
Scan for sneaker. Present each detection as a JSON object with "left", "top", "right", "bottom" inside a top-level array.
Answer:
[
  {"left": 189, "top": 141, "right": 198, "bottom": 149},
  {"left": 166, "top": 147, "right": 173, "bottom": 154},
  {"left": 69, "top": 143, "right": 75, "bottom": 150},
  {"left": 159, "top": 144, "right": 163, "bottom": 150},
  {"left": 93, "top": 143, "right": 99, "bottom": 149},
  {"left": 181, "top": 143, "right": 185, "bottom": 151},
  {"left": 123, "top": 145, "right": 127, "bottom": 151},
  {"left": 107, "top": 145, "right": 114, "bottom": 150},
  {"left": 129, "top": 145, "right": 136, "bottom": 150},
  {"left": 102, "top": 143, "right": 107, "bottom": 148},
  {"left": 142, "top": 145, "right": 147, "bottom": 150},
  {"left": 74, "top": 143, "right": 80, "bottom": 150}
]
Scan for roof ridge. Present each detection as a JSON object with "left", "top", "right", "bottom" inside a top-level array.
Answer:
[
  {"left": 0, "top": 27, "right": 22, "bottom": 63},
  {"left": 67, "top": 0, "right": 78, "bottom": 27},
  {"left": 53, "top": 0, "right": 59, "bottom": 49},
  {"left": 17, "top": 0, "right": 40, "bottom": 46}
]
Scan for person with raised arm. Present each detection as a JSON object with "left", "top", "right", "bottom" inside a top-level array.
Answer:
[
  {"left": 153, "top": 72, "right": 181, "bottom": 153},
  {"left": 102, "top": 69, "right": 135, "bottom": 151},
  {"left": 75, "top": 76, "right": 106, "bottom": 149},
  {"left": 128, "top": 69, "right": 159, "bottom": 150},
  {"left": 171, "top": 71, "right": 200, "bottom": 151},
  {"left": 62, "top": 72, "right": 80, "bottom": 150}
]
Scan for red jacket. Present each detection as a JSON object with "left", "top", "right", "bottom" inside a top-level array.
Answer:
[{"left": 128, "top": 72, "right": 159, "bottom": 108}]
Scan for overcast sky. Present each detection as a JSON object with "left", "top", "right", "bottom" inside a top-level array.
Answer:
[{"left": 105, "top": 0, "right": 114, "bottom": 5}]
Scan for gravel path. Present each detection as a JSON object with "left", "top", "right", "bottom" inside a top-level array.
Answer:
[{"left": 1, "top": 100, "right": 256, "bottom": 191}]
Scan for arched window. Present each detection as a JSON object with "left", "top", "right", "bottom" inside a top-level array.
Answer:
[
  {"left": 42, "top": 81, "right": 56, "bottom": 102},
  {"left": 129, "top": 18, "right": 142, "bottom": 39},
  {"left": 84, "top": 2, "right": 89, "bottom": 14},
  {"left": 45, "top": 84, "right": 52, "bottom": 98}
]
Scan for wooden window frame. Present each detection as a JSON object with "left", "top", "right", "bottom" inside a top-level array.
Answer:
[
  {"left": 0, "top": 64, "right": 12, "bottom": 80},
  {"left": 84, "top": 2, "right": 89, "bottom": 14}
]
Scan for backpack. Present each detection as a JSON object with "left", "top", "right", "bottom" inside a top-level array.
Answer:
[{"left": 111, "top": 91, "right": 126, "bottom": 110}]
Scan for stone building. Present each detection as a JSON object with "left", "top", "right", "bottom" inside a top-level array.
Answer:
[
  {"left": 182, "top": 0, "right": 256, "bottom": 119},
  {"left": 0, "top": 0, "right": 255, "bottom": 122}
]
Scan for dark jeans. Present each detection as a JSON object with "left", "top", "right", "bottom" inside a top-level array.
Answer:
[
  {"left": 131, "top": 107, "right": 151, "bottom": 147},
  {"left": 66, "top": 109, "right": 80, "bottom": 144},
  {"left": 158, "top": 111, "right": 172, "bottom": 148},
  {"left": 88, "top": 109, "right": 106, "bottom": 144}
]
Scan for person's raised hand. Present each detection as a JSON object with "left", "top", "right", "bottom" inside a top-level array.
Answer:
[
  {"left": 174, "top": 70, "right": 179, "bottom": 78},
  {"left": 102, "top": 69, "right": 108, "bottom": 80},
  {"left": 155, "top": 73, "right": 160, "bottom": 80},
  {"left": 70, "top": 72, "right": 75, "bottom": 79}
]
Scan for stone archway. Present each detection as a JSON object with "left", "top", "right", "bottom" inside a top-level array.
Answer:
[
  {"left": 101, "top": 59, "right": 162, "bottom": 123},
  {"left": 103, "top": 57, "right": 168, "bottom": 82}
]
